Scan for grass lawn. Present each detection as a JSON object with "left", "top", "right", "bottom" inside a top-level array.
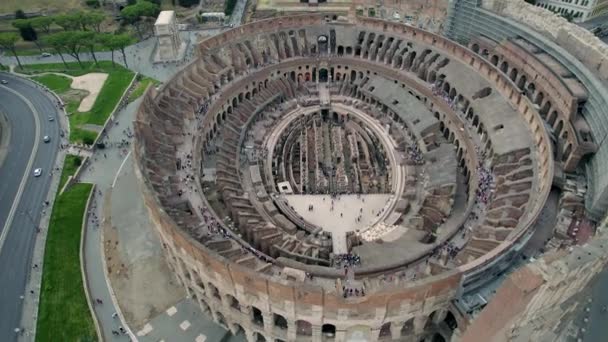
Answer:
[
  {"left": 128, "top": 76, "right": 160, "bottom": 103},
  {"left": 20, "top": 61, "right": 135, "bottom": 144},
  {"left": 36, "top": 182, "right": 96, "bottom": 342},
  {"left": 31, "top": 74, "right": 72, "bottom": 93},
  {"left": 58, "top": 154, "right": 83, "bottom": 190}
]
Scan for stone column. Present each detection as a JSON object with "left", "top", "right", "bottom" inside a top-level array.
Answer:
[
  {"left": 287, "top": 320, "right": 297, "bottom": 341},
  {"left": 413, "top": 315, "right": 428, "bottom": 335},
  {"left": 312, "top": 325, "right": 323, "bottom": 342},
  {"left": 432, "top": 308, "right": 448, "bottom": 325},
  {"left": 263, "top": 312, "right": 274, "bottom": 336},
  {"left": 390, "top": 321, "right": 404, "bottom": 340}
]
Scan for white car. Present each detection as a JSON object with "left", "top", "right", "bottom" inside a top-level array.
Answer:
[
  {"left": 1, "top": 80, "right": 7, "bottom": 85},
  {"left": 43, "top": 135, "right": 50, "bottom": 143},
  {"left": 33, "top": 168, "right": 42, "bottom": 177},
  {"left": 41, "top": 52, "right": 52, "bottom": 57}
]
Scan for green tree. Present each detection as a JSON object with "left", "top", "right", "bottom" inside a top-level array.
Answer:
[
  {"left": 0, "top": 32, "right": 23, "bottom": 69},
  {"left": 81, "top": 31, "right": 100, "bottom": 64},
  {"left": 85, "top": 11, "right": 106, "bottom": 33},
  {"left": 121, "top": 1, "right": 160, "bottom": 39},
  {"left": 46, "top": 31, "right": 88, "bottom": 68},
  {"left": 30, "top": 16, "right": 54, "bottom": 35},
  {"left": 12, "top": 19, "right": 41, "bottom": 52},
  {"left": 54, "top": 14, "right": 80, "bottom": 31},
  {"left": 112, "top": 34, "right": 134, "bottom": 68},
  {"left": 44, "top": 33, "right": 69, "bottom": 68}
]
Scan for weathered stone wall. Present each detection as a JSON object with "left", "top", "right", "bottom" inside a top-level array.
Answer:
[{"left": 482, "top": 0, "right": 608, "bottom": 82}]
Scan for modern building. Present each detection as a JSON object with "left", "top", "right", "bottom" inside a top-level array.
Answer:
[{"left": 534, "top": 0, "right": 608, "bottom": 22}]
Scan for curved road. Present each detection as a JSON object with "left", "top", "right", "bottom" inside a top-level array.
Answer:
[{"left": 0, "top": 72, "right": 61, "bottom": 341}]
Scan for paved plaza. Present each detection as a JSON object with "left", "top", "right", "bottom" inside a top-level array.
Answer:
[{"left": 284, "top": 194, "right": 393, "bottom": 253}]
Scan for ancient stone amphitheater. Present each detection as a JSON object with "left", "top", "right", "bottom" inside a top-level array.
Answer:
[{"left": 133, "top": 13, "right": 602, "bottom": 342}]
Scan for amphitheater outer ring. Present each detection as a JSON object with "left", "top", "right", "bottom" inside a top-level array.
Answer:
[{"left": 134, "top": 14, "right": 554, "bottom": 342}]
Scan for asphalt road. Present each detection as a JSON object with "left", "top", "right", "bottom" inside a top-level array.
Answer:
[{"left": 0, "top": 72, "right": 60, "bottom": 341}]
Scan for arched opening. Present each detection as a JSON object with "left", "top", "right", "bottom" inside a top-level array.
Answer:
[
  {"left": 527, "top": 83, "right": 536, "bottom": 99},
  {"left": 337, "top": 46, "right": 344, "bottom": 55},
  {"left": 555, "top": 120, "right": 564, "bottom": 136},
  {"left": 473, "top": 115, "right": 479, "bottom": 127},
  {"left": 319, "top": 68, "right": 329, "bottom": 82},
  {"left": 471, "top": 43, "right": 480, "bottom": 53},
  {"left": 444, "top": 311, "right": 458, "bottom": 330},
  {"left": 232, "top": 323, "right": 245, "bottom": 336},
  {"left": 254, "top": 332, "right": 267, "bottom": 342},
  {"left": 274, "top": 313, "right": 288, "bottom": 330},
  {"left": 290, "top": 71, "right": 296, "bottom": 82},
  {"left": 200, "top": 299, "right": 211, "bottom": 315},
  {"left": 490, "top": 55, "right": 499, "bottom": 66},
  {"left": 296, "top": 320, "right": 312, "bottom": 336},
  {"left": 400, "top": 318, "right": 414, "bottom": 336},
  {"left": 322, "top": 324, "right": 336, "bottom": 338},
  {"left": 209, "top": 283, "right": 221, "bottom": 300},
  {"left": 517, "top": 75, "right": 527, "bottom": 90},
  {"left": 431, "top": 333, "right": 446, "bottom": 342},
  {"left": 379, "top": 322, "right": 391, "bottom": 337},
  {"left": 500, "top": 61, "right": 508, "bottom": 73},
  {"left": 318, "top": 35, "right": 328, "bottom": 55},
  {"left": 548, "top": 111, "right": 558, "bottom": 126},
  {"left": 226, "top": 295, "right": 240, "bottom": 310},
  {"left": 509, "top": 68, "right": 518, "bottom": 81},
  {"left": 216, "top": 311, "right": 228, "bottom": 328},
  {"left": 252, "top": 306, "right": 264, "bottom": 327},
  {"left": 346, "top": 46, "right": 352, "bottom": 55},
  {"left": 535, "top": 92, "right": 544, "bottom": 106}
]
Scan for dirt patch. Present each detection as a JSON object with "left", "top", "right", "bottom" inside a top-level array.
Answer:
[{"left": 71, "top": 73, "right": 108, "bottom": 112}]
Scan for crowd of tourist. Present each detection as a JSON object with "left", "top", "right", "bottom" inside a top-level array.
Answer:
[
  {"left": 406, "top": 144, "right": 424, "bottom": 165},
  {"left": 476, "top": 163, "right": 494, "bottom": 205},
  {"left": 333, "top": 253, "right": 361, "bottom": 268}
]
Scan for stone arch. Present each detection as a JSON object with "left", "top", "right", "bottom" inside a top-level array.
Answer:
[
  {"left": 319, "top": 68, "right": 329, "bottom": 82},
  {"left": 400, "top": 318, "right": 414, "bottom": 336},
  {"left": 254, "top": 332, "right": 267, "bottom": 342},
  {"left": 555, "top": 120, "right": 564, "bottom": 136},
  {"left": 337, "top": 45, "right": 344, "bottom": 55},
  {"left": 527, "top": 82, "right": 536, "bottom": 98},
  {"left": 444, "top": 311, "right": 458, "bottom": 330},
  {"left": 232, "top": 98, "right": 238, "bottom": 107},
  {"left": 208, "top": 282, "right": 221, "bottom": 300},
  {"left": 252, "top": 306, "right": 264, "bottom": 327},
  {"left": 199, "top": 298, "right": 211, "bottom": 315},
  {"left": 535, "top": 91, "right": 544, "bottom": 106},
  {"left": 226, "top": 294, "right": 240, "bottom": 310},
  {"left": 245, "top": 92, "right": 251, "bottom": 100},
  {"left": 509, "top": 67, "right": 518, "bottom": 82},
  {"left": 379, "top": 322, "right": 391, "bottom": 337},
  {"left": 471, "top": 43, "right": 480, "bottom": 53},
  {"left": 346, "top": 46, "right": 353, "bottom": 55},
  {"left": 500, "top": 61, "right": 509, "bottom": 73},
  {"left": 431, "top": 332, "right": 446, "bottom": 342},
  {"left": 274, "top": 313, "right": 288, "bottom": 330},
  {"left": 517, "top": 74, "right": 527, "bottom": 90},
  {"left": 481, "top": 49, "right": 489, "bottom": 58},
  {"left": 473, "top": 115, "right": 479, "bottom": 127},
  {"left": 232, "top": 323, "right": 245, "bottom": 335},
  {"left": 216, "top": 311, "right": 228, "bottom": 328},
  {"left": 490, "top": 55, "right": 499, "bottom": 66},
  {"left": 296, "top": 320, "right": 312, "bottom": 336},
  {"left": 238, "top": 93, "right": 244, "bottom": 101},
  {"left": 322, "top": 324, "right": 336, "bottom": 338},
  {"left": 548, "top": 110, "right": 558, "bottom": 126},
  {"left": 290, "top": 71, "right": 296, "bottom": 82}
]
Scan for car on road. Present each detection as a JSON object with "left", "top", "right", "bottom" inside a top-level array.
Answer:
[
  {"left": 43, "top": 135, "right": 50, "bottom": 143},
  {"left": 1, "top": 80, "right": 7, "bottom": 85},
  {"left": 48, "top": 116, "right": 54, "bottom": 121},
  {"left": 41, "top": 52, "right": 52, "bottom": 57},
  {"left": 33, "top": 168, "right": 42, "bottom": 177}
]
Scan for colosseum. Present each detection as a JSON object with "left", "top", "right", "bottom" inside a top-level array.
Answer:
[{"left": 134, "top": 2, "right": 608, "bottom": 341}]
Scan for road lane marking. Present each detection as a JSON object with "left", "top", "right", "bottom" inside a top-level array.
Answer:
[
  {"left": 0, "top": 85, "right": 41, "bottom": 254},
  {"left": 112, "top": 151, "right": 131, "bottom": 188}
]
